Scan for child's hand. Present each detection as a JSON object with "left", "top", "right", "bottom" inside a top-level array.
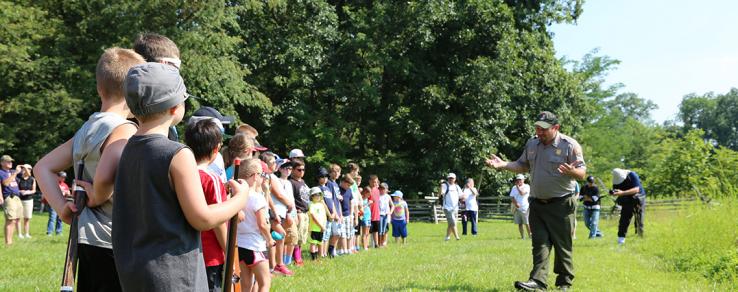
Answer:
[
  {"left": 59, "top": 202, "right": 78, "bottom": 224},
  {"left": 228, "top": 179, "right": 248, "bottom": 198},
  {"left": 237, "top": 211, "right": 246, "bottom": 222},
  {"left": 74, "top": 179, "right": 97, "bottom": 207}
]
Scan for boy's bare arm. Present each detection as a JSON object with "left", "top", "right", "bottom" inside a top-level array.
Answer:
[
  {"left": 171, "top": 149, "right": 249, "bottom": 231},
  {"left": 405, "top": 204, "right": 410, "bottom": 222},
  {"left": 87, "top": 123, "right": 137, "bottom": 207},
  {"left": 214, "top": 222, "right": 228, "bottom": 252},
  {"left": 34, "top": 138, "right": 75, "bottom": 223}
]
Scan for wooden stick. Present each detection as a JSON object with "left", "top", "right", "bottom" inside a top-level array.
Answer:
[
  {"left": 222, "top": 159, "right": 242, "bottom": 292},
  {"left": 60, "top": 162, "right": 86, "bottom": 292}
]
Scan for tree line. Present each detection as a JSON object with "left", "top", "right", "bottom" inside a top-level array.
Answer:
[{"left": 1, "top": 0, "right": 735, "bottom": 198}]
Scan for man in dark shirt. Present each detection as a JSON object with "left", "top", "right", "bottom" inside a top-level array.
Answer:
[
  {"left": 289, "top": 160, "right": 310, "bottom": 265},
  {"left": 580, "top": 176, "right": 602, "bottom": 238},
  {"left": 611, "top": 168, "right": 646, "bottom": 245}
]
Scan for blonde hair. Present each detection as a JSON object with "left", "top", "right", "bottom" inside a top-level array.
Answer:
[
  {"left": 237, "top": 124, "right": 259, "bottom": 138},
  {"left": 236, "top": 158, "right": 261, "bottom": 180},
  {"left": 329, "top": 163, "right": 341, "bottom": 172},
  {"left": 224, "top": 134, "right": 254, "bottom": 168},
  {"left": 96, "top": 47, "right": 145, "bottom": 101}
]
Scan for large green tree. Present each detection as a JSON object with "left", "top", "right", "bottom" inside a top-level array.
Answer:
[
  {"left": 678, "top": 89, "right": 738, "bottom": 150},
  {"left": 3, "top": 0, "right": 587, "bottom": 198},
  {"left": 0, "top": 1, "right": 82, "bottom": 162}
]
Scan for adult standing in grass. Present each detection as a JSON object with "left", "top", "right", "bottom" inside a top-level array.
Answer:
[
  {"left": 509, "top": 174, "right": 531, "bottom": 239},
  {"left": 581, "top": 176, "right": 603, "bottom": 238},
  {"left": 47, "top": 172, "right": 68, "bottom": 236},
  {"left": 611, "top": 168, "right": 646, "bottom": 245},
  {"left": 1, "top": 154, "right": 23, "bottom": 245},
  {"left": 486, "top": 111, "right": 586, "bottom": 291},
  {"left": 16, "top": 164, "right": 36, "bottom": 239},
  {"left": 461, "top": 178, "right": 479, "bottom": 236},
  {"left": 440, "top": 173, "right": 462, "bottom": 241}
]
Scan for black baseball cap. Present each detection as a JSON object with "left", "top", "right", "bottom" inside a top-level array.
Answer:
[{"left": 192, "top": 106, "right": 235, "bottom": 125}]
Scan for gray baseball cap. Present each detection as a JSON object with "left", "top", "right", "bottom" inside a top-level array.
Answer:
[
  {"left": 534, "top": 111, "right": 559, "bottom": 129},
  {"left": 124, "top": 62, "right": 188, "bottom": 116}
]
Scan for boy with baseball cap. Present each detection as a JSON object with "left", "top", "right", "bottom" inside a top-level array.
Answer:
[{"left": 112, "top": 62, "right": 249, "bottom": 290}]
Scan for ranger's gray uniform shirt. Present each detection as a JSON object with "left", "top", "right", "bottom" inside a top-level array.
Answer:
[{"left": 516, "top": 133, "right": 585, "bottom": 199}]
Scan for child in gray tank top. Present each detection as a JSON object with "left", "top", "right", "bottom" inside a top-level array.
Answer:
[
  {"left": 112, "top": 63, "right": 249, "bottom": 291},
  {"left": 34, "top": 48, "right": 145, "bottom": 291}
]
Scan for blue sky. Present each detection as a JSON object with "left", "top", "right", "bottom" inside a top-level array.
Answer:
[{"left": 550, "top": 0, "right": 738, "bottom": 123}]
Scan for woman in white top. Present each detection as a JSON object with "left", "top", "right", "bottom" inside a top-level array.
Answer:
[
  {"left": 260, "top": 152, "right": 294, "bottom": 276},
  {"left": 461, "top": 178, "right": 479, "bottom": 236},
  {"left": 509, "top": 174, "right": 531, "bottom": 239}
]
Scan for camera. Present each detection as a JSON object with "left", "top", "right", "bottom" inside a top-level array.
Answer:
[{"left": 609, "top": 189, "right": 616, "bottom": 195}]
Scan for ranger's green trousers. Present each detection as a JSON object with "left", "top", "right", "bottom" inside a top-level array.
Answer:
[{"left": 528, "top": 195, "right": 576, "bottom": 288}]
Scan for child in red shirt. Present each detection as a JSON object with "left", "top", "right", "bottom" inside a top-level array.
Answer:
[{"left": 185, "top": 118, "right": 229, "bottom": 292}]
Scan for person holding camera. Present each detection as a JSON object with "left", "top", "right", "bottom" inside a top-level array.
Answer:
[
  {"left": 580, "top": 176, "right": 602, "bottom": 239},
  {"left": 610, "top": 168, "right": 645, "bottom": 245},
  {"left": 486, "top": 111, "right": 585, "bottom": 291}
]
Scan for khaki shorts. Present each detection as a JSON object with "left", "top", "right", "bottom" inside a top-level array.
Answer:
[
  {"left": 513, "top": 208, "right": 529, "bottom": 225},
  {"left": 21, "top": 200, "right": 34, "bottom": 219},
  {"left": 296, "top": 212, "right": 309, "bottom": 246},
  {"left": 444, "top": 208, "right": 458, "bottom": 227},
  {"left": 3, "top": 196, "right": 23, "bottom": 220},
  {"left": 285, "top": 217, "right": 299, "bottom": 246}
]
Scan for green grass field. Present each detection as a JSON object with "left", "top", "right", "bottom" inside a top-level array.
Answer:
[{"left": 2, "top": 201, "right": 736, "bottom": 291}]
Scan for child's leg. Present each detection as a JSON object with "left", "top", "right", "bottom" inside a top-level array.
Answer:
[
  {"left": 239, "top": 262, "right": 255, "bottom": 292},
  {"left": 362, "top": 227, "right": 369, "bottom": 249},
  {"left": 252, "top": 261, "right": 271, "bottom": 292}
]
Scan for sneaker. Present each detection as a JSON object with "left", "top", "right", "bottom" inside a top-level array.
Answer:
[
  {"left": 617, "top": 237, "right": 625, "bottom": 245},
  {"left": 294, "top": 260, "right": 304, "bottom": 267},
  {"left": 445, "top": 236, "right": 450, "bottom": 241},
  {"left": 18, "top": 234, "right": 25, "bottom": 239},
  {"left": 25, "top": 234, "right": 31, "bottom": 238},
  {"left": 273, "top": 264, "right": 294, "bottom": 276}
]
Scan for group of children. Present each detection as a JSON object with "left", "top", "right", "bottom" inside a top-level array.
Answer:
[{"left": 32, "top": 33, "right": 410, "bottom": 292}]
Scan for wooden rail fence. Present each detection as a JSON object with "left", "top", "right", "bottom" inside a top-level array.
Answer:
[{"left": 406, "top": 195, "right": 697, "bottom": 223}]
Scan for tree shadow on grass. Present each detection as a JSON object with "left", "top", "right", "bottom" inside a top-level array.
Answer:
[{"left": 382, "top": 283, "right": 505, "bottom": 291}]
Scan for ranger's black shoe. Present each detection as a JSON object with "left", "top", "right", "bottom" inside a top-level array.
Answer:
[{"left": 514, "top": 279, "right": 546, "bottom": 291}]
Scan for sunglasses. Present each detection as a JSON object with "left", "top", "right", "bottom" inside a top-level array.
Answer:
[{"left": 295, "top": 168, "right": 305, "bottom": 172}]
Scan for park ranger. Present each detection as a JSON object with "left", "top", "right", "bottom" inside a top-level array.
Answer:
[{"left": 485, "top": 111, "right": 586, "bottom": 291}]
